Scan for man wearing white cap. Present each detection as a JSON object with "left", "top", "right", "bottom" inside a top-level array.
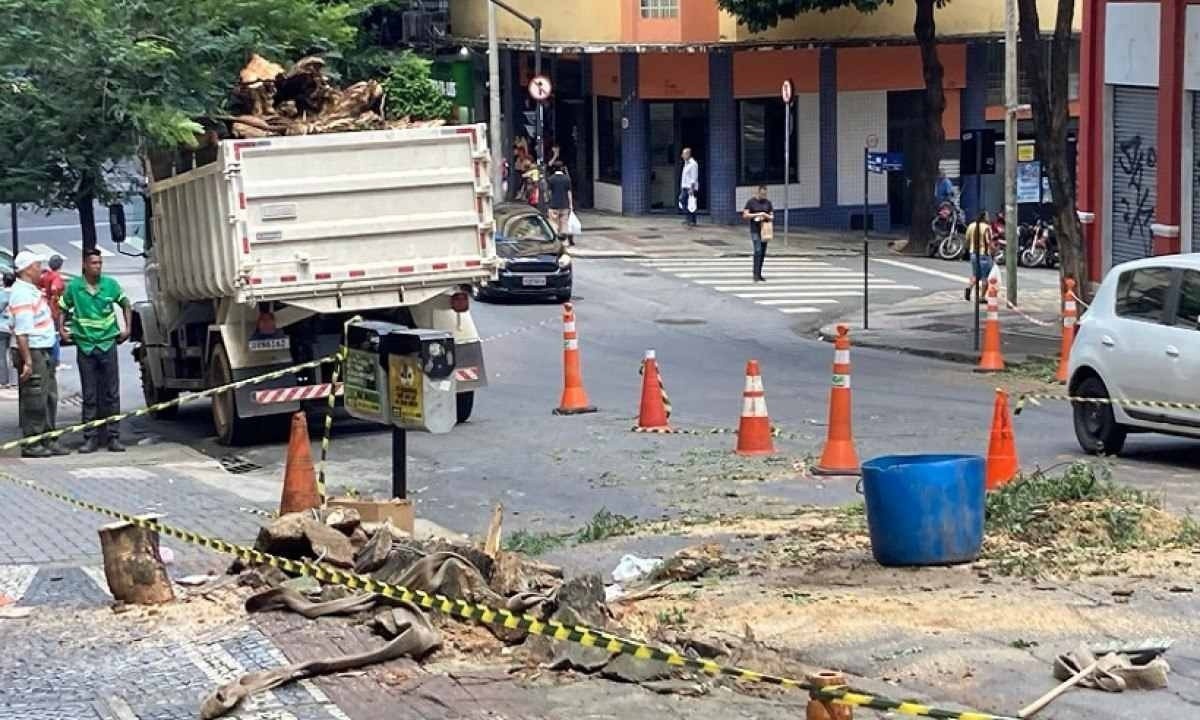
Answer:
[{"left": 9, "top": 250, "right": 66, "bottom": 457}]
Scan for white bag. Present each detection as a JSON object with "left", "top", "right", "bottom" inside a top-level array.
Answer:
[
  {"left": 567, "top": 211, "right": 583, "bottom": 236},
  {"left": 687, "top": 193, "right": 698, "bottom": 213}
]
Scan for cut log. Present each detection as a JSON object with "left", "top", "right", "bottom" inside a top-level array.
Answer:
[
  {"left": 98, "top": 517, "right": 175, "bottom": 605},
  {"left": 483, "top": 504, "right": 503, "bottom": 559}
]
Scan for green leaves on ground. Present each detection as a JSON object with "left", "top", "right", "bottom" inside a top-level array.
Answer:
[{"left": 503, "top": 508, "right": 639, "bottom": 556}]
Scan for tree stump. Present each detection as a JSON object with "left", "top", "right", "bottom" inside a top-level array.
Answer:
[{"left": 98, "top": 517, "right": 175, "bottom": 605}]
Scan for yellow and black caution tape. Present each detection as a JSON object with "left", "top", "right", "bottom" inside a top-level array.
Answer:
[
  {"left": 633, "top": 425, "right": 806, "bottom": 441},
  {"left": 0, "top": 470, "right": 1014, "bottom": 720},
  {"left": 1014, "top": 393, "right": 1200, "bottom": 416},
  {"left": 0, "top": 354, "right": 339, "bottom": 453},
  {"left": 316, "top": 348, "right": 347, "bottom": 501}
]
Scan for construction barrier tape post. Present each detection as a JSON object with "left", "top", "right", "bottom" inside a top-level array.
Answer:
[
  {"left": 1014, "top": 392, "right": 1200, "bottom": 416},
  {"left": 0, "top": 470, "right": 1014, "bottom": 720},
  {"left": 0, "top": 354, "right": 340, "bottom": 453}
]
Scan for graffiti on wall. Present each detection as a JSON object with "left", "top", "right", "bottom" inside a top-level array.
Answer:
[{"left": 1115, "top": 134, "right": 1157, "bottom": 256}]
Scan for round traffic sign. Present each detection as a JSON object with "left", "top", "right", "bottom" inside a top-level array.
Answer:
[
  {"left": 781, "top": 79, "right": 793, "bottom": 104},
  {"left": 528, "top": 75, "right": 553, "bottom": 102}
]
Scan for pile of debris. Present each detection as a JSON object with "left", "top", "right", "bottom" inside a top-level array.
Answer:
[
  {"left": 208, "top": 508, "right": 721, "bottom": 718},
  {"left": 226, "top": 54, "right": 444, "bottom": 139}
]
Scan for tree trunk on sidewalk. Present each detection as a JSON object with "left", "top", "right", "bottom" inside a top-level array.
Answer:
[
  {"left": 905, "top": 0, "right": 946, "bottom": 256},
  {"left": 76, "top": 177, "right": 98, "bottom": 253},
  {"left": 1018, "top": 0, "right": 1087, "bottom": 296},
  {"left": 99, "top": 519, "right": 175, "bottom": 605}
]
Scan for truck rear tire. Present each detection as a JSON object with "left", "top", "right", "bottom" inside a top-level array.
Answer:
[
  {"left": 209, "top": 343, "right": 258, "bottom": 446},
  {"left": 456, "top": 391, "right": 475, "bottom": 424},
  {"left": 138, "top": 355, "right": 179, "bottom": 420}
]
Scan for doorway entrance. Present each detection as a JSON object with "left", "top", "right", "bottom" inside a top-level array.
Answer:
[
  {"left": 887, "top": 90, "right": 925, "bottom": 228},
  {"left": 555, "top": 98, "right": 593, "bottom": 208},
  {"left": 647, "top": 101, "right": 709, "bottom": 212}
]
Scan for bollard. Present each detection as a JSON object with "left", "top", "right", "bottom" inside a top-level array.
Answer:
[{"left": 1055, "top": 278, "right": 1077, "bottom": 384}]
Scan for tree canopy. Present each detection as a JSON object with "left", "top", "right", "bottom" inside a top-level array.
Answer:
[
  {"left": 716, "top": 0, "right": 892, "bottom": 32},
  {"left": 0, "top": 0, "right": 364, "bottom": 213}
]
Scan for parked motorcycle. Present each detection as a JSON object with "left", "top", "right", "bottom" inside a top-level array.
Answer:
[
  {"left": 1019, "top": 218, "right": 1058, "bottom": 268},
  {"left": 930, "top": 192, "right": 967, "bottom": 261},
  {"left": 990, "top": 211, "right": 1007, "bottom": 266}
]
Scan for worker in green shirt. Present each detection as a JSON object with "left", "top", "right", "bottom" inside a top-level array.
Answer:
[{"left": 58, "top": 248, "right": 132, "bottom": 453}]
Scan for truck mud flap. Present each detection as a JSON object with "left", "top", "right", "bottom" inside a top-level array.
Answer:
[
  {"left": 454, "top": 340, "right": 487, "bottom": 392},
  {"left": 233, "top": 365, "right": 302, "bottom": 419}
]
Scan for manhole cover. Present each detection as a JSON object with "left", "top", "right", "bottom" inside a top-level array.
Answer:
[
  {"left": 220, "top": 455, "right": 262, "bottom": 475},
  {"left": 890, "top": 309, "right": 931, "bottom": 317},
  {"left": 624, "top": 271, "right": 652, "bottom": 277},
  {"left": 656, "top": 318, "right": 707, "bottom": 326},
  {"left": 915, "top": 322, "right": 962, "bottom": 333},
  {"left": 637, "top": 234, "right": 664, "bottom": 240}
]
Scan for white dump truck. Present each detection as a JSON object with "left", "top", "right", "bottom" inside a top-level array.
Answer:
[{"left": 123, "top": 125, "right": 498, "bottom": 445}]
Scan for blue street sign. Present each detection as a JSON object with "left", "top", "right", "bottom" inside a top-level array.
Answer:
[{"left": 867, "top": 151, "right": 904, "bottom": 174}]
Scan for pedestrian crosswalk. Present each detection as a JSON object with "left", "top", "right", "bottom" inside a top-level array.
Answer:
[{"left": 631, "top": 257, "right": 922, "bottom": 316}]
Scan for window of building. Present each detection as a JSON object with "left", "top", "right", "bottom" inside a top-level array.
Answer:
[
  {"left": 640, "top": 0, "right": 678, "bottom": 18},
  {"left": 985, "top": 38, "right": 1081, "bottom": 108},
  {"left": 1115, "top": 267, "right": 1174, "bottom": 323},
  {"left": 597, "top": 97, "right": 622, "bottom": 184},
  {"left": 738, "top": 99, "right": 797, "bottom": 186}
]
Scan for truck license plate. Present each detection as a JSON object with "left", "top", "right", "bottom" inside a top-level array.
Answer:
[
  {"left": 522, "top": 276, "right": 547, "bottom": 287},
  {"left": 249, "top": 337, "right": 290, "bottom": 352}
]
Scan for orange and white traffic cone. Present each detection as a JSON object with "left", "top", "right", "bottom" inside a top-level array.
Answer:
[
  {"left": 554, "top": 303, "right": 597, "bottom": 415},
  {"left": 976, "top": 277, "right": 1005, "bottom": 373},
  {"left": 986, "top": 388, "right": 1019, "bottom": 490},
  {"left": 634, "top": 350, "right": 671, "bottom": 432},
  {"left": 736, "top": 360, "right": 774, "bottom": 456},
  {"left": 814, "top": 324, "right": 860, "bottom": 476},
  {"left": 280, "top": 411, "right": 322, "bottom": 515},
  {"left": 1055, "top": 278, "right": 1078, "bottom": 384}
]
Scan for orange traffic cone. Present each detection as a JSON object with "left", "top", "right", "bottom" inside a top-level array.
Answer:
[
  {"left": 554, "top": 303, "right": 597, "bottom": 415},
  {"left": 986, "top": 389, "right": 1019, "bottom": 490},
  {"left": 635, "top": 350, "right": 671, "bottom": 432},
  {"left": 1055, "top": 278, "right": 1078, "bottom": 384},
  {"left": 280, "top": 411, "right": 322, "bottom": 515},
  {"left": 736, "top": 360, "right": 775, "bottom": 456},
  {"left": 814, "top": 324, "right": 861, "bottom": 476},
  {"left": 976, "top": 277, "right": 1005, "bottom": 373}
]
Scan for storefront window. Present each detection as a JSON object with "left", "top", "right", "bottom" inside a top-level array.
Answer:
[
  {"left": 597, "top": 97, "right": 622, "bottom": 183},
  {"left": 738, "top": 99, "right": 797, "bottom": 186}
]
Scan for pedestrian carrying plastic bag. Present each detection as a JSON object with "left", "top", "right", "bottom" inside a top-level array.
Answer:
[
  {"left": 687, "top": 193, "right": 698, "bottom": 214},
  {"left": 567, "top": 211, "right": 583, "bottom": 236}
]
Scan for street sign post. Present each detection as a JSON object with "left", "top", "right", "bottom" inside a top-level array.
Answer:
[
  {"left": 527, "top": 74, "right": 552, "bottom": 213},
  {"left": 782, "top": 79, "right": 793, "bottom": 248},
  {"left": 863, "top": 147, "right": 902, "bottom": 330}
]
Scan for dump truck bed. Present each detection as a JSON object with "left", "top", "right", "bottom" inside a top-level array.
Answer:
[{"left": 149, "top": 125, "right": 496, "bottom": 308}]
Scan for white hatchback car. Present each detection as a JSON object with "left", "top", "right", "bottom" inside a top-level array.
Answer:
[{"left": 1068, "top": 254, "right": 1200, "bottom": 454}]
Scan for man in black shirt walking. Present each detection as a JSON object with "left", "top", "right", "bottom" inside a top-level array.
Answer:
[
  {"left": 546, "top": 163, "right": 575, "bottom": 246},
  {"left": 742, "top": 185, "right": 774, "bottom": 282}
]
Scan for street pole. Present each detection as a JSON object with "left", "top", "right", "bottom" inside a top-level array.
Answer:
[
  {"left": 863, "top": 146, "right": 870, "bottom": 330},
  {"left": 1004, "top": 0, "right": 1019, "bottom": 304},
  {"left": 392, "top": 427, "right": 407, "bottom": 500},
  {"left": 533, "top": 18, "right": 546, "bottom": 214},
  {"left": 783, "top": 99, "right": 791, "bottom": 249},
  {"left": 974, "top": 140, "right": 983, "bottom": 351},
  {"left": 487, "top": 0, "right": 504, "bottom": 194},
  {"left": 9, "top": 203, "right": 17, "bottom": 257}
]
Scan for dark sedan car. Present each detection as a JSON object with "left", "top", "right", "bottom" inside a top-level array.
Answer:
[{"left": 475, "top": 203, "right": 572, "bottom": 303}]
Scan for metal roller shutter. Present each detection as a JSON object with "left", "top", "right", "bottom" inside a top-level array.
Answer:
[
  {"left": 1110, "top": 86, "right": 1158, "bottom": 265},
  {"left": 1194, "top": 93, "right": 1200, "bottom": 252}
]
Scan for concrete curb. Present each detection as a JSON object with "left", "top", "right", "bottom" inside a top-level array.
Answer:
[{"left": 816, "top": 325, "right": 1053, "bottom": 367}]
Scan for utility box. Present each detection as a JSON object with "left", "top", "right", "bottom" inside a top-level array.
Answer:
[
  {"left": 382, "top": 328, "right": 457, "bottom": 435},
  {"left": 343, "top": 320, "right": 457, "bottom": 434}
]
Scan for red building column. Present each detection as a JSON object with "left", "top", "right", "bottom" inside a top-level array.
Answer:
[
  {"left": 1078, "top": 0, "right": 1106, "bottom": 282},
  {"left": 1153, "top": 0, "right": 1186, "bottom": 255}
]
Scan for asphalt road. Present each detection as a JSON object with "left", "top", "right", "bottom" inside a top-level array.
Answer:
[{"left": 34, "top": 253, "right": 1182, "bottom": 542}]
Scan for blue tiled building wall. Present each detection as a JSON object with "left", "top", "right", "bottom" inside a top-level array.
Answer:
[
  {"left": 707, "top": 52, "right": 738, "bottom": 225},
  {"left": 620, "top": 53, "right": 649, "bottom": 215}
]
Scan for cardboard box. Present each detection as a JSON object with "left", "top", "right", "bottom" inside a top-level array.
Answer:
[{"left": 326, "top": 497, "right": 414, "bottom": 534}]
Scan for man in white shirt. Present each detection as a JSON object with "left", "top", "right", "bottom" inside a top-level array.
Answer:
[{"left": 679, "top": 147, "right": 699, "bottom": 227}]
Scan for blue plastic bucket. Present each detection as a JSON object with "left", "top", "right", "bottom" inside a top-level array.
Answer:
[{"left": 860, "top": 454, "right": 985, "bottom": 567}]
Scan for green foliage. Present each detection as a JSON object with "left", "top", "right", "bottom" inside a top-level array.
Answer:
[
  {"left": 0, "top": 0, "right": 363, "bottom": 209},
  {"left": 502, "top": 508, "right": 640, "bottom": 557},
  {"left": 984, "top": 460, "right": 1135, "bottom": 536},
  {"left": 575, "top": 508, "right": 638, "bottom": 543},
  {"left": 715, "top": 0, "right": 891, "bottom": 32},
  {"left": 503, "top": 529, "right": 572, "bottom": 556},
  {"left": 383, "top": 53, "right": 452, "bottom": 121}
]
